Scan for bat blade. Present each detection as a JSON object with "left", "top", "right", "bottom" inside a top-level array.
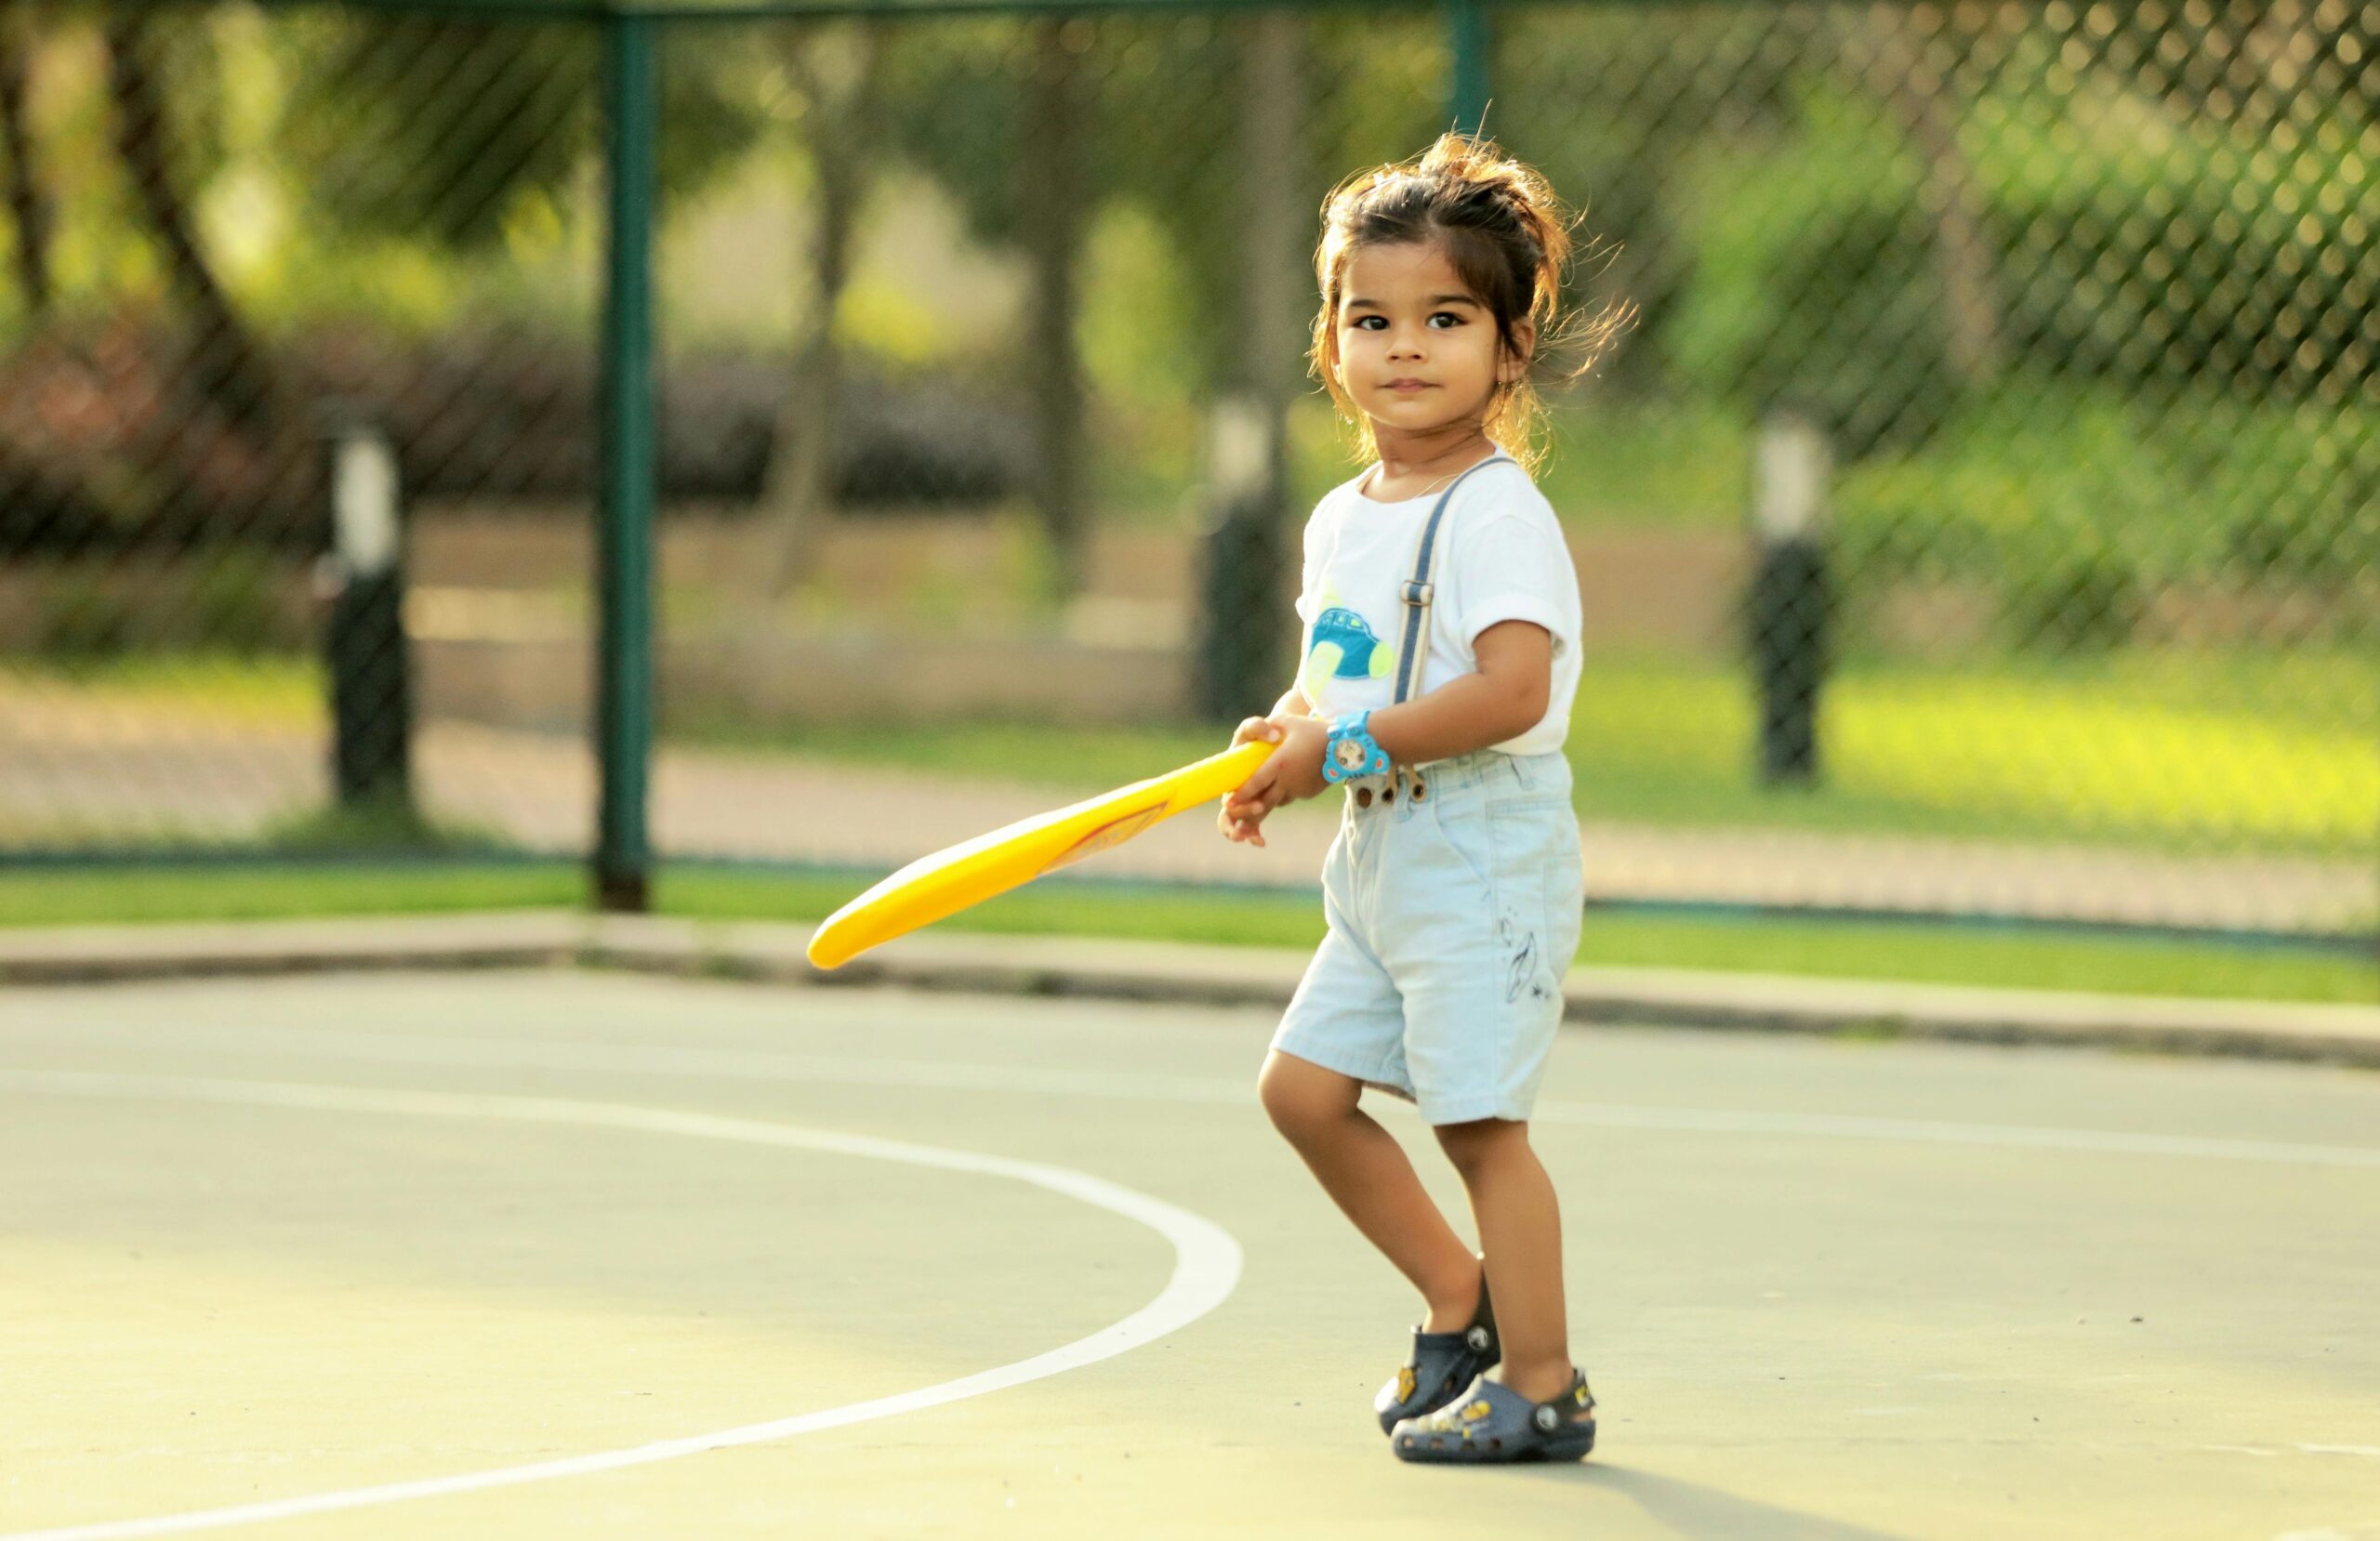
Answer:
[{"left": 804, "top": 739, "right": 1275, "bottom": 969}]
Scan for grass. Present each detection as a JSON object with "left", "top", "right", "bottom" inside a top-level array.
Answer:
[
  {"left": 675, "top": 650, "right": 2378, "bottom": 857},
  {"left": 0, "top": 863, "right": 584, "bottom": 927},
  {"left": 0, "top": 653, "right": 322, "bottom": 723},
  {"left": 21, "top": 647, "right": 2360, "bottom": 857},
  {"left": 0, "top": 862, "right": 2370, "bottom": 1007}
]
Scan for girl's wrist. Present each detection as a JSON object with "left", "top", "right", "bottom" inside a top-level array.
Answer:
[{"left": 1297, "top": 718, "right": 1333, "bottom": 794}]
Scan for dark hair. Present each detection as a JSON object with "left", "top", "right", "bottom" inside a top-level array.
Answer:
[{"left": 1309, "top": 132, "right": 1632, "bottom": 476}]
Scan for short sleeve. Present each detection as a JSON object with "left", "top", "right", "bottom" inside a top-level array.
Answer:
[
  {"left": 1452, "top": 513, "right": 1578, "bottom": 655},
  {"left": 1293, "top": 509, "right": 1325, "bottom": 626}
]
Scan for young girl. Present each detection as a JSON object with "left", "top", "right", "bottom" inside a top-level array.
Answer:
[{"left": 1216, "top": 132, "right": 1627, "bottom": 1464}]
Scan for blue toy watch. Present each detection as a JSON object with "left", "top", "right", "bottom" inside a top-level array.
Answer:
[{"left": 1321, "top": 710, "right": 1391, "bottom": 784}]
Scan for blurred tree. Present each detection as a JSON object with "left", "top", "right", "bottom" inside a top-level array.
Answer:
[
  {"left": 1827, "top": 8, "right": 2004, "bottom": 389},
  {"left": 0, "top": 7, "right": 52, "bottom": 316},
  {"left": 871, "top": 13, "right": 1305, "bottom": 599},
  {"left": 277, "top": 12, "right": 760, "bottom": 252},
  {"left": 1492, "top": 7, "right": 1797, "bottom": 399},
  {"left": 2102, "top": 0, "right": 2378, "bottom": 120},
  {"left": 758, "top": 17, "right": 885, "bottom": 600},
  {"left": 1194, "top": 11, "right": 1302, "bottom": 720},
  {"left": 1021, "top": 16, "right": 1091, "bottom": 600},
  {"left": 103, "top": 12, "right": 281, "bottom": 438}
]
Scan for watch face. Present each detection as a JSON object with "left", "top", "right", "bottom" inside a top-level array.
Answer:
[{"left": 1332, "top": 738, "right": 1368, "bottom": 770}]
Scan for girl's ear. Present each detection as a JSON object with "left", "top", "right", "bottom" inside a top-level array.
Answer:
[{"left": 1501, "top": 319, "right": 1539, "bottom": 383}]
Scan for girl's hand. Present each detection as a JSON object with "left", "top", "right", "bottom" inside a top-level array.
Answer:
[
  {"left": 1227, "top": 715, "right": 1281, "bottom": 753},
  {"left": 1218, "top": 797, "right": 1274, "bottom": 846},
  {"left": 1218, "top": 717, "right": 1285, "bottom": 847},
  {"left": 1230, "top": 714, "right": 1329, "bottom": 820}
]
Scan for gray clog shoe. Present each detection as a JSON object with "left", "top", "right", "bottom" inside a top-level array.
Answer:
[
  {"left": 1373, "top": 1274, "right": 1499, "bottom": 1434},
  {"left": 1389, "top": 1367, "right": 1597, "bottom": 1464}
]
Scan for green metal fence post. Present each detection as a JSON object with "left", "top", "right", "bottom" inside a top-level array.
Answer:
[
  {"left": 595, "top": 10, "right": 658, "bottom": 914},
  {"left": 1446, "top": 0, "right": 1491, "bottom": 137}
]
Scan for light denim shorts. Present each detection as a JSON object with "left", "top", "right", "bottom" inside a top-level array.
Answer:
[{"left": 1269, "top": 747, "right": 1585, "bottom": 1126}]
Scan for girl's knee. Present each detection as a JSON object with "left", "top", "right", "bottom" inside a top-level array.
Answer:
[
  {"left": 1257, "top": 1050, "right": 1358, "bottom": 1141},
  {"left": 1433, "top": 1116, "right": 1527, "bottom": 1179}
]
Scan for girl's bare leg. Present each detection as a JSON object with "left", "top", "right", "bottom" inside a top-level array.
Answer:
[
  {"left": 1435, "top": 1117, "right": 1573, "bottom": 1403},
  {"left": 1258, "top": 1050, "right": 1482, "bottom": 1329}
]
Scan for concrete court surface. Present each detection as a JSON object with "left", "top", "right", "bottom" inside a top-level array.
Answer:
[{"left": 2, "top": 969, "right": 2376, "bottom": 1540}]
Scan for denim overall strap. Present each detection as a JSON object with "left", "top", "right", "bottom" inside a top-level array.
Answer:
[
  {"left": 1389, "top": 454, "right": 1513, "bottom": 799},
  {"left": 1392, "top": 454, "right": 1512, "bottom": 707}
]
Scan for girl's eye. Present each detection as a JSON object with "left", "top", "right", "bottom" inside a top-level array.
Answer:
[{"left": 1348, "top": 312, "right": 1467, "bottom": 330}]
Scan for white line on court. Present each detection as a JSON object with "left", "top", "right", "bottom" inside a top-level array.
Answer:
[
  {"left": 16, "top": 1019, "right": 2380, "bottom": 1171},
  {"left": 0, "top": 1069, "right": 1244, "bottom": 1541}
]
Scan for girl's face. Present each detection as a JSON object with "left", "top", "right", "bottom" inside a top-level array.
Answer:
[{"left": 1330, "top": 239, "right": 1530, "bottom": 441}]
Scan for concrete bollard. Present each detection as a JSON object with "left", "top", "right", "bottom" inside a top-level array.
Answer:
[
  {"left": 322, "top": 413, "right": 415, "bottom": 813},
  {"left": 1748, "top": 408, "right": 1833, "bottom": 787}
]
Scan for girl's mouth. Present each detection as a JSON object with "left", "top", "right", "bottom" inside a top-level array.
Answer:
[{"left": 1386, "top": 381, "right": 1434, "bottom": 395}]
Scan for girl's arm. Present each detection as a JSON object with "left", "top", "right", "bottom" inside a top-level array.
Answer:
[
  {"left": 1362, "top": 619, "right": 1553, "bottom": 765},
  {"left": 1236, "top": 622, "right": 1554, "bottom": 813}
]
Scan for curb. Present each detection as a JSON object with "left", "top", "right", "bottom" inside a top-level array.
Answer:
[{"left": 2, "top": 911, "right": 2373, "bottom": 1070}]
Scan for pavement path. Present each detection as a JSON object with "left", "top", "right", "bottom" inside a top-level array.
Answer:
[{"left": 3, "top": 703, "right": 2371, "bottom": 935}]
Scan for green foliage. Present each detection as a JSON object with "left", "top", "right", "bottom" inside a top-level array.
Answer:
[
  {"left": 874, "top": 16, "right": 1246, "bottom": 393},
  {"left": 1833, "top": 379, "right": 2377, "bottom": 609},
  {"left": 872, "top": 20, "right": 1029, "bottom": 246},
  {"left": 1665, "top": 48, "right": 2375, "bottom": 457},
  {"left": 2216, "top": 417, "right": 2380, "bottom": 587},
  {"left": 1974, "top": 49, "right": 2374, "bottom": 394},
  {"left": 188, "top": 548, "right": 288, "bottom": 653},
  {"left": 23, "top": 556, "right": 296, "bottom": 660},
  {"left": 1302, "top": 10, "right": 1450, "bottom": 178},
  {"left": 1491, "top": 6, "right": 1804, "bottom": 394},
  {"left": 875, "top": 12, "right": 1462, "bottom": 400},
  {"left": 32, "top": 569, "right": 139, "bottom": 661},
  {"left": 1670, "top": 86, "right": 1967, "bottom": 460},
  {"left": 2007, "top": 555, "right": 2145, "bottom": 653},
  {"left": 273, "top": 12, "right": 760, "bottom": 252}
]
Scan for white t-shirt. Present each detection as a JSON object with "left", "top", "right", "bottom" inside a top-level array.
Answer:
[{"left": 1292, "top": 450, "right": 1582, "bottom": 757}]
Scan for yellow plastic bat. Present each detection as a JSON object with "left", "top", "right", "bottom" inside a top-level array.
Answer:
[{"left": 805, "top": 739, "right": 1276, "bottom": 970}]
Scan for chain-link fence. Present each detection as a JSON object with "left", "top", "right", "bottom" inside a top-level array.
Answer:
[
  {"left": 0, "top": 5, "right": 604, "bottom": 862},
  {"left": 2, "top": 1, "right": 2373, "bottom": 946}
]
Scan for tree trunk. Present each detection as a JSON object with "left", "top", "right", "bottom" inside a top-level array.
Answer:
[
  {"left": 1836, "top": 7, "right": 2005, "bottom": 386},
  {"left": 103, "top": 14, "right": 282, "bottom": 437},
  {"left": 1022, "top": 18, "right": 1090, "bottom": 605},
  {"left": 759, "top": 20, "right": 882, "bottom": 601},
  {"left": 1194, "top": 12, "right": 1302, "bottom": 719},
  {"left": 0, "top": 11, "right": 51, "bottom": 315}
]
